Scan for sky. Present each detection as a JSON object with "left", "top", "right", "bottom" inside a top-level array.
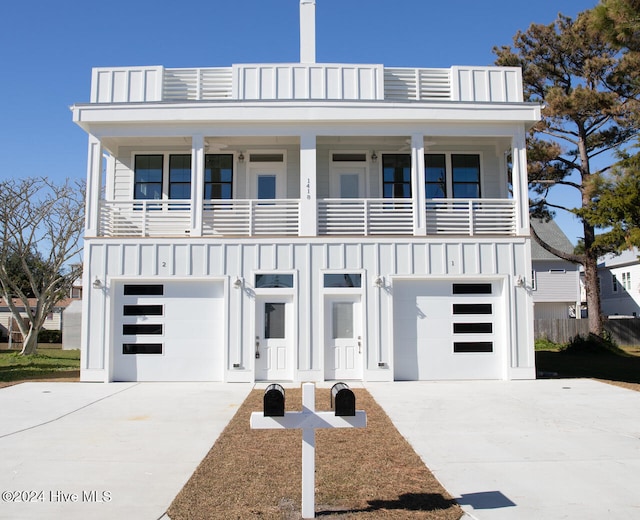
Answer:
[{"left": 0, "top": 0, "right": 600, "bottom": 244}]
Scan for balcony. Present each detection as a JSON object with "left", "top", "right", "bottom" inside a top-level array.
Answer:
[{"left": 97, "top": 198, "right": 516, "bottom": 238}]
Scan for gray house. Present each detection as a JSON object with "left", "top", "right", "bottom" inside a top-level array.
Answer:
[{"left": 530, "top": 218, "right": 582, "bottom": 320}]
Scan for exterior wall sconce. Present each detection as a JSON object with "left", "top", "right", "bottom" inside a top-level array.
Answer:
[
  {"left": 233, "top": 276, "right": 243, "bottom": 289},
  {"left": 515, "top": 275, "right": 525, "bottom": 287},
  {"left": 371, "top": 151, "right": 377, "bottom": 162},
  {"left": 92, "top": 277, "right": 103, "bottom": 289},
  {"left": 238, "top": 152, "right": 245, "bottom": 163},
  {"left": 373, "top": 275, "right": 384, "bottom": 288}
]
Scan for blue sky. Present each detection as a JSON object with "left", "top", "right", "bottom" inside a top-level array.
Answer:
[{"left": 0, "top": 0, "right": 598, "bottom": 244}]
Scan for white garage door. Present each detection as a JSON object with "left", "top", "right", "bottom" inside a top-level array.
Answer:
[
  {"left": 393, "top": 279, "right": 504, "bottom": 380},
  {"left": 112, "top": 281, "right": 225, "bottom": 381}
]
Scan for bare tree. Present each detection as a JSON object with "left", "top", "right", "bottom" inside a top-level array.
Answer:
[{"left": 0, "top": 178, "right": 84, "bottom": 355}]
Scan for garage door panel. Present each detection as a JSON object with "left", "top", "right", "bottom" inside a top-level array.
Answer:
[
  {"left": 394, "top": 279, "right": 503, "bottom": 380},
  {"left": 112, "top": 281, "right": 225, "bottom": 382}
]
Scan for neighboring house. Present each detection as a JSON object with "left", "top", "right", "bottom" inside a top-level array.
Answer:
[
  {"left": 71, "top": 1, "right": 540, "bottom": 383},
  {"left": 0, "top": 298, "right": 71, "bottom": 344},
  {"left": 530, "top": 218, "right": 582, "bottom": 320},
  {"left": 598, "top": 248, "right": 640, "bottom": 317}
]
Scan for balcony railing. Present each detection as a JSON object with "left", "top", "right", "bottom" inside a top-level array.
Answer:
[
  {"left": 203, "top": 200, "right": 300, "bottom": 236},
  {"left": 90, "top": 65, "right": 523, "bottom": 104},
  {"left": 426, "top": 199, "right": 516, "bottom": 235},
  {"left": 318, "top": 199, "right": 414, "bottom": 235},
  {"left": 97, "top": 198, "right": 516, "bottom": 238},
  {"left": 98, "top": 200, "right": 300, "bottom": 237}
]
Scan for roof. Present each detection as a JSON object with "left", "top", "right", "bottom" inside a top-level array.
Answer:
[
  {"left": 0, "top": 298, "right": 76, "bottom": 310},
  {"left": 530, "top": 218, "right": 575, "bottom": 261},
  {"left": 598, "top": 248, "right": 640, "bottom": 268}
]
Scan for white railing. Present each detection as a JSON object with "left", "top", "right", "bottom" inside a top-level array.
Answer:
[
  {"left": 318, "top": 199, "right": 414, "bottom": 235},
  {"left": 98, "top": 198, "right": 516, "bottom": 237},
  {"left": 99, "top": 200, "right": 300, "bottom": 237},
  {"left": 426, "top": 199, "right": 516, "bottom": 236},
  {"left": 203, "top": 200, "right": 300, "bottom": 236},
  {"left": 90, "top": 65, "right": 522, "bottom": 104},
  {"left": 163, "top": 68, "right": 233, "bottom": 101},
  {"left": 384, "top": 68, "right": 451, "bottom": 101},
  {"left": 99, "top": 200, "right": 192, "bottom": 237}
]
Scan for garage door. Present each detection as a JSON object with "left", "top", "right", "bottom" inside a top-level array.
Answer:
[
  {"left": 112, "top": 281, "right": 224, "bottom": 381},
  {"left": 393, "top": 279, "right": 504, "bottom": 380}
]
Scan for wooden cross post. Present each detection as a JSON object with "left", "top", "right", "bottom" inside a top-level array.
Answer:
[{"left": 250, "top": 382, "right": 367, "bottom": 519}]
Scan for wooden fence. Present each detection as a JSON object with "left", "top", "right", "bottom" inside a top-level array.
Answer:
[{"left": 535, "top": 318, "right": 640, "bottom": 345}]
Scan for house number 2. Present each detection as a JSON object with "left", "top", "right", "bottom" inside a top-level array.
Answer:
[{"left": 306, "top": 178, "right": 311, "bottom": 200}]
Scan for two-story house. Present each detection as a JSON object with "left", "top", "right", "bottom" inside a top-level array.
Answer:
[
  {"left": 598, "top": 248, "right": 640, "bottom": 317},
  {"left": 530, "top": 218, "right": 582, "bottom": 320},
  {"left": 72, "top": 0, "right": 540, "bottom": 383}
]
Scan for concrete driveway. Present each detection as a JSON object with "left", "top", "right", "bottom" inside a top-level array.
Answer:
[
  {"left": 2, "top": 379, "right": 639, "bottom": 520},
  {"left": 0, "top": 382, "right": 252, "bottom": 520},
  {"left": 366, "top": 379, "right": 640, "bottom": 520}
]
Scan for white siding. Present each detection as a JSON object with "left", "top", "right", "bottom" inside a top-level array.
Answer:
[{"left": 82, "top": 237, "right": 534, "bottom": 382}]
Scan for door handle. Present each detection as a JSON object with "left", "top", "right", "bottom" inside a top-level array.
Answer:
[
  {"left": 357, "top": 335, "right": 362, "bottom": 354},
  {"left": 255, "top": 336, "right": 260, "bottom": 359}
]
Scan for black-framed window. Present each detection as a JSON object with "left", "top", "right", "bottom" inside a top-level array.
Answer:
[
  {"left": 205, "top": 154, "right": 233, "bottom": 199},
  {"left": 425, "top": 154, "right": 447, "bottom": 198},
  {"left": 169, "top": 155, "right": 191, "bottom": 199},
  {"left": 134, "top": 155, "right": 163, "bottom": 200},
  {"left": 452, "top": 154, "right": 481, "bottom": 198},
  {"left": 382, "top": 154, "right": 411, "bottom": 198}
]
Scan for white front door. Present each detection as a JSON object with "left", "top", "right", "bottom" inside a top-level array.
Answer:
[
  {"left": 324, "top": 297, "right": 363, "bottom": 380},
  {"left": 331, "top": 167, "right": 365, "bottom": 198},
  {"left": 255, "top": 297, "right": 293, "bottom": 381}
]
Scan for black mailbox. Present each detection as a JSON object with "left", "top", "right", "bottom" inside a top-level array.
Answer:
[
  {"left": 264, "top": 384, "right": 285, "bottom": 417},
  {"left": 330, "top": 382, "right": 356, "bottom": 416}
]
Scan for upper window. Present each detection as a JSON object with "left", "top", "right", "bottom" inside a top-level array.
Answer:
[
  {"left": 134, "top": 155, "right": 163, "bottom": 200},
  {"left": 382, "top": 154, "right": 411, "bottom": 198},
  {"left": 205, "top": 154, "right": 233, "bottom": 199},
  {"left": 452, "top": 154, "right": 481, "bottom": 198},
  {"left": 169, "top": 155, "right": 191, "bottom": 199},
  {"left": 134, "top": 153, "right": 233, "bottom": 200},
  {"left": 612, "top": 274, "right": 618, "bottom": 293},
  {"left": 425, "top": 154, "right": 447, "bottom": 198},
  {"left": 424, "top": 153, "right": 482, "bottom": 199},
  {"left": 622, "top": 272, "right": 631, "bottom": 290}
]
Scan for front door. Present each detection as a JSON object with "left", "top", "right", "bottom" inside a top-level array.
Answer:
[
  {"left": 324, "top": 297, "right": 363, "bottom": 380},
  {"left": 255, "top": 298, "right": 292, "bottom": 381}
]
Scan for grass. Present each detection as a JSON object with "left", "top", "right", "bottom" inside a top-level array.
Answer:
[
  {"left": 0, "top": 344, "right": 80, "bottom": 386},
  {"left": 168, "top": 388, "right": 463, "bottom": 520},
  {"left": 535, "top": 337, "right": 640, "bottom": 391}
]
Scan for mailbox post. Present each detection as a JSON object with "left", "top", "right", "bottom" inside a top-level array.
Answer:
[{"left": 250, "top": 383, "right": 366, "bottom": 519}]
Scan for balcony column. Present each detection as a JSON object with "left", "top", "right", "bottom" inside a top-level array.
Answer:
[
  {"left": 299, "top": 133, "right": 317, "bottom": 236},
  {"left": 511, "top": 128, "right": 529, "bottom": 235},
  {"left": 191, "top": 135, "right": 205, "bottom": 236},
  {"left": 411, "top": 134, "right": 427, "bottom": 235},
  {"left": 84, "top": 135, "right": 102, "bottom": 238}
]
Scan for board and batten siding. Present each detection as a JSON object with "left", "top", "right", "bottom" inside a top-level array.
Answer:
[{"left": 83, "top": 237, "right": 534, "bottom": 381}]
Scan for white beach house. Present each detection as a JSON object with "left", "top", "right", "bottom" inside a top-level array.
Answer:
[{"left": 72, "top": 0, "right": 540, "bottom": 382}]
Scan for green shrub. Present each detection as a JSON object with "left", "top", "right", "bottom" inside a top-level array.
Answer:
[{"left": 38, "top": 329, "right": 62, "bottom": 343}]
